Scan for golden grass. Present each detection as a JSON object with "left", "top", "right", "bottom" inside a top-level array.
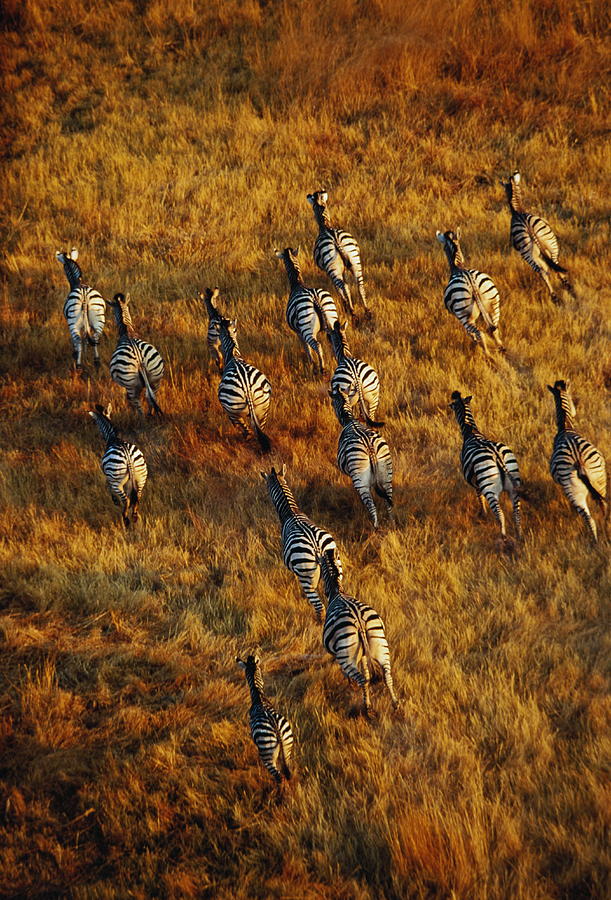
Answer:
[{"left": 1, "top": 1, "right": 610, "bottom": 897}]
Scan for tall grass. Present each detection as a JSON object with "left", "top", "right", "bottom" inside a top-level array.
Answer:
[{"left": 1, "top": 1, "right": 609, "bottom": 897}]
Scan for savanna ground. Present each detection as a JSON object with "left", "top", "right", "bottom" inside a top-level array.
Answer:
[{"left": 1, "top": 1, "right": 610, "bottom": 897}]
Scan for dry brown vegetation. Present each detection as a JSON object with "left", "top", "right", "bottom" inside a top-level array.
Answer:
[{"left": 1, "top": 0, "right": 610, "bottom": 897}]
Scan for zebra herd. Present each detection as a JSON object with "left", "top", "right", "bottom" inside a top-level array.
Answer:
[{"left": 54, "top": 173, "right": 607, "bottom": 785}]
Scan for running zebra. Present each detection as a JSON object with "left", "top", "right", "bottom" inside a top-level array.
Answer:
[
  {"left": 55, "top": 248, "right": 106, "bottom": 371},
  {"left": 108, "top": 293, "right": 165, "bottom": 416},
  {"left": 329, "top": 385, "right": 393, "bottom": 529},
  {"left": 435, "top": 229, "right": 504, "bottom": 356},
  {"left": 327, "top": 320, "right": 383, "bottom": 426},
  {"left": 276, "top": 247, "right": 338, "bottom": 375},
  {"left": 198, "top": 287, "right": 223, "bottom": 373},
  {"left": 261, "top": 464, "right": 344, "bottom": 620},
  {"left": 449, "top": 391, "right": 522, "bottom": 543},
  {"left": 218, "top": 316, "right": 272, "bottom": 452},
  {"left": 501, "top": 171, "right": 573, "bottom": 304},
  {"left": 88, "top": 402, "right": 148, "bottom": 527},
  {"left": 320, "top": 549, "right": 398, "bottom": 718},
  {"left": 236, "top": 653, "right": 294, "bottom": 784},
  {"left": 306, "top": 190, "right": 368, "bottom": 321},
  {"left": 547, "top": 380, "right": 607, "bottom": 542}
]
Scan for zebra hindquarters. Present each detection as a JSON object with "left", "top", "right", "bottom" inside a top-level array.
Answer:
[
  {"left": 339, "top": 441, "right": 379, "bottom": 528},
  {"left": 373, "top": 448, "right": 393, "bottom": 514},
  {"left": 323, "top": 608, "right": 372, "bottom": 715},
  {"left": 282, "top": 526, "right": 325, "bottom": 620}
]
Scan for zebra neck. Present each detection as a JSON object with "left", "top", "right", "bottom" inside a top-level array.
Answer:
[
  {"left": 554, "top": 402, "right": 574, "bottom": 432},
  {"left": 220, "top": 333, "right": 241, "bottom": 362},
  {"left": 93, "top": 415, "right": 119, "bottom": 444},
  {"left": 113, "top": 308, "right": 137, "bottom": 338},
  {"left": 331, "top": 336, "right": 350, "bottom": 361},
  {"left": 509, "top": 186, "right": 525, "bottom": 213},
  {"left": 284, "top": 260, "right": 304, "bottom": 290},
  {"left": 64, "top": 260, "right": 82, "bottom": 287},
  {"left": 269, "top": 483, "right": 300, "bottom": 523},
  {"left": 246, "top": 674, "right": 265, "bottom": 706},
  {"left": 457, "top": 410, "right": 481, "bottom": 439},
  {"left": 338, "top": 409, "right": 355, "bottom": 428},
  {"left": 315, "top": 208, "right": 332, "bottom": 230}
]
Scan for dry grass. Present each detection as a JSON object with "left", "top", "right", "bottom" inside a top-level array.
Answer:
[{"left": 1, "top": 1, "right": 610, "bottom": 897}]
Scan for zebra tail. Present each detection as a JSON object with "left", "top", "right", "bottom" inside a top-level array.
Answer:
[
  {"left": 139, "top": 364, "right": 163, "bottom": 416},
  {"left": 356, "top": 379, "right": 384, "bottom": 428},
  {"left": 469, "top": 276, "right": 496, "bottom": 331},
  {"left": 540, "top": 251, "right": 568, "bottom": 274},
  {"left": 245, "top": 388, "right": 271, "bottom": 453},
  {"left": 311, "top": 294, "right": 327, "bottom": 333}
]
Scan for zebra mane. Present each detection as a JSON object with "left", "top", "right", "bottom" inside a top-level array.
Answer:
[
  {"left": 201, "top": 287, "right": 221, "bottom": 320},
  {"left": 449, "top": 391, "right": 479, "bottom": 434}
]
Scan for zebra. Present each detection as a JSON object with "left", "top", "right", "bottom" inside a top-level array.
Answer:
[
  {"left": 547, "top": 379, "right": 607, "bottom": 542},
  {"left": 449, "top": 391, "right": 522, "bottom": 543},
  {"left": 276, "top": 247, "right": 339, "bottom": 375},
  {"left": 55, "top": 248, "right": 106, "bottom": 371},
  {"left": 320, "top": 549, "right": 398, "bottom": 719},
  {"left": 435, "top": 229, "right": 504, "bottom": 356},
  {"left": 329, "top": 385, "right": 393, "bottom": 529},
  {"left": 198, "top": 287, "right": 223, "bottom": 373},
  {"left": 501, "top": 171, "right": 573, "bottom": 305},
  {"left": 88, "top": 402, "right": 148, "bottom": 527},
  {"left": 217, "top": 315, "right": 272, "bottom": 452},
  {"left": 327, "top": 320, "right": 383, "bottom": 427},
  {"left": 261, "top": 464, "right": 344, "bottom": 621},
  {"left": 108, "top": 293, "right": 165, "bottom": 416},
  {"left": 306, "top": 190, "right": 368, "bottom": 321},
  {"left": 236, "top": 653, "right": 294, "bottom": 784}
]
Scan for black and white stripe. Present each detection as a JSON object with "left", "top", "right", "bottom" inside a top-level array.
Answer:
[
  {"left": 261, "top": 464, "right": 343, "bottom": 620},
  {"left": 435, "top": 229, "right": 504, "bottom": 356},
  {"left": 199, "top": 287, "right": 223, "bottom": 373},
  {"left": 502, "top": 171, "right": 573, "bottom": 304},
  {"left": 320, "top": 549, "right": 398, "bottom": 718},
  {"left": 276, "top": 247, "right": 338, "bottom": 375},
  {"left": 307, "top": 190, "right": 368, "bottom": 320},
  {"left": 218, "top": 316, "right": 272, "bottom": 453},
  {"left": 547, "top": 380, "right": 607, "bottom": 542},
  {"left": 329, "top": 385, "right": 393, "bottom": 529},
  {"left": 236, "top": 654, "right": 294, "bottom": 784},
  {"left": 108, "top": 293, "right": 165, "bottom": 416},
  {"left": 56, "top": 248, "right": 106, "bottom": 370},
  {"left": 449, "top": 391, "right": 522, "bottom": 542},
  {"left": 327, "top": 321, "right": 382, "bottom": 426},
  {"left": 88, "top": 402, "right": 148, "bottom": 527}
]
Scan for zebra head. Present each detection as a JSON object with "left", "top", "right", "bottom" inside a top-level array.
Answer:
[
  {"left": 449, "top": 391, "right": 477, "bottom": 431},
  {"left": 88, "top": 402, "right": 117, "bottom": 441},
  {"left": 260, "top": 464, "right": 287, "bottom": 484},
  {"left": 307, "top": 191, "right": 330, "bottom": 224},
  {"left": 56, "top": 247, "right": 82, "bottom": 286},
  {"left": 236, "top": 654, "right": 264, "bottom": 691},
  {"left": 200, "top": 287, "right": 221, "bottom": 322},
  {"left": 501, "top": 171, "right": 522, "bottom": 209},
  {"left": 329, "top": 384, "right": 358, "bottom": 425},
  {"left": 275, "top": 247, "right": 302, "bottom": 282},
  {"left": 326, "top": 320, "right": 350, "bottom": 357},
  {"left": 547, "top": 380, "right": 576, "bottom": 420},
  {"left": 436, "top": 230, "right": 464, "bottom": 267}
]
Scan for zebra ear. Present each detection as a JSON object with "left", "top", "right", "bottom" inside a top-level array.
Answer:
[
  {"left": 70, "top": 248, "right": 79, "bottom": 260},
  {"left": 280, "top": 463, "right": 286, "bottom": 477},
  {"left": 340, "top": 321, "right": 348, "bottom": 332},
  {"left": 274, "top": 248, "right": 283, "bottom": 258},
  {"left": 260, "top": 471, "right": 268, "bottom": 481},
  {"left": 546, "top": 384, "right": 555, "bottom": 393},
  {"left": 306, "top": 194, "right": 314, "bottom": 205},
  {"left": 236, "top": 656, "right": 246, "bottom": 669},
  {"left": 104, "top": 402, "right": 112, "bottom": 418},
  {"left": 295, "top": 246, "right": 300, "bottom": 256},
  {"left": 321, "top": 191, "right": 328, "bottom": 203},
  {"left": 513, "top": 171, "right": 521, "bottom": 184},
  {"left": 456, "top": 227, "right": 461, "bottom": 241},
  {"left": 464, "top": 395, "right": 473, "bottom": 403},
  {"left": 124, "top": 293, "right": 131, "bottom": 304}
]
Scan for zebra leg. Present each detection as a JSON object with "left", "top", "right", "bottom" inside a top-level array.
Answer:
[
  {"left": 530, "top": 257, "right": 560, "bottom": 305},
  {"left": 382, "top": 663, "right": 399, "bottom": 708},
  {"left": 72, "top": 335, "right": 83, "bottom": 371},
  {"left": 510, "top": 490, "right": 522, "bottom": 540},
  {"left": 306, "top": 337, "right": 325, "bottom": 376},
  {"left": 576, "top": 503, "right": 598, "bottom": 542},
  {"left": 465, "top": 323, "right": 488, "bottom": 355},
  {"left": 491, "top": 326, "right": 505, "bottom": 352},
  {"left": 92, "top": 340, "right": 101, "bottom": 369},
  {"left": 127, "top": 385, "right": 145, "bottom": 416},
  {"left": 359, "top": 657, "right": 373, "bottom": 718},
  {"left": 354, "top": 481, "right": 379, "bottom": 528},
  {"left": 228, "top": 412, "right": 250, "bottom": 439},
  {"left": 477, "top": 492, "right": 488, "bottom": 517},
  {"left": 484, "top": 491, "right": 507, "bottom": 538},
  {"left": 296, "top": 568, "right": 325, "bottom": 620},
  {"left": 332, "top": 276, "right": 355, "bottom": 320}
]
